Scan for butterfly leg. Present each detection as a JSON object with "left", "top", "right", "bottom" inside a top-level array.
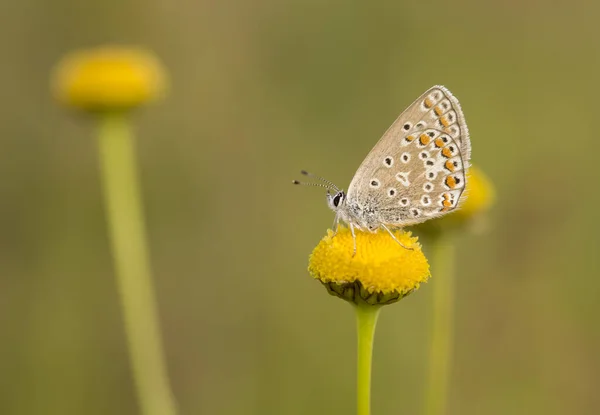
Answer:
[
  {"left": 350, "top": 222, "right": 357, "bottom": 257},
  {"left": 381, "top": 224, "right": 413, "bottom": 251},
  {"left": 332, "top": 213, "right": 340, "bottom": 236}
]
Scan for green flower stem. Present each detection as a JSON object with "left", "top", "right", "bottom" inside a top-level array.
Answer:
[
  {"left": 355, "top": 303, "right": 381, "bottom": 415},
  {"left": 425, "top": 234, "right": 456, "bottom": 415},
  {"left": 96, "top": 113, "right": 178, "bottom": 415}
]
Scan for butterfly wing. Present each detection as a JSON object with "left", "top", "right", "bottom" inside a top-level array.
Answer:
[{"left": 346, "top": 85, "right": 471, "bottom": 227}]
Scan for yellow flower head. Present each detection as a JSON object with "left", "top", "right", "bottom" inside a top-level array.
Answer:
[
  {"left": 51, "top": 46, "right": 167, "bottom": 112},
  {"left": 413, "top": 165, "right": 495, "bottom": 234},
  {"left": 308, "top": 227, "right": 430, "bottom": 306}
]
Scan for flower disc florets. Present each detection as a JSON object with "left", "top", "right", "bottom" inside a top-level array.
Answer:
[{"left": 308, "top": 228, "right": 430, "bottom": 305}]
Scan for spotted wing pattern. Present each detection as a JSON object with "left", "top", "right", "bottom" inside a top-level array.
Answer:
[{"left": 345, "top": 86, "right": 471, "bottom": 227}]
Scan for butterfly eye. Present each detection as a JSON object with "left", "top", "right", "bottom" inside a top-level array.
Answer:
[{"left": 333, "top": 193, "right": 343, "bottom": 207}]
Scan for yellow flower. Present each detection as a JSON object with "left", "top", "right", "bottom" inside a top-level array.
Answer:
[
  {"left": 308, "top": 227, "right": 430, "bottom": 305},
  {"left": 51, "top": 46, "right": 167, "bottom": 112}
]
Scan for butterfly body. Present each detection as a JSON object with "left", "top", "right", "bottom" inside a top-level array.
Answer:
[{"left": 327, "top": 85, "right": 471, "bottom": 245}]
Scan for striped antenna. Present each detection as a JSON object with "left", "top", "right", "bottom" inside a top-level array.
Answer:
[{"left": 298, "top": 170, "right": 340, "bottom": 192}]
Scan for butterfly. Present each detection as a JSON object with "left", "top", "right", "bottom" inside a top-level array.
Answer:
[{"left": 295, "top": 86, "right": 471, "bottom": 254}]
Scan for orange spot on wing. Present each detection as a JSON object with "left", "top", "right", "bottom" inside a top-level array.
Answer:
[
  {"left": 440, "top": 117, "right": 450, "bottom": 127},
  {"left": 442, "top": 147, "right": 453, "bottom": 158},
  {"left": 434, "top": 138, "right": 445, "bottom": 148},
  {"left": 405, "top": 135, "right": 415, "bottom": 142},
  {"left": 419, "top": 134, "right": 431, "bottom": 145},
  {"left": 442, "top": 193, "right": 453, "bottom": 209},
  {"left": 445, "top": 160, "right": 456, "bottom": 172},
  {"left": 445, "top": 176, "right": 457, "bottom": 189},
  {"left": 424, "top": 98, "right": 433, "bottom": 108},
  {"left": 434, "top": 106, "right": 443, "bottom": 116}
]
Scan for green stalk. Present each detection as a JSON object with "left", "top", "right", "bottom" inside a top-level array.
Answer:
[
  {"left": 425, "top": 234, "right": 456, "bottom": 415},
  {"left": 355, "top": 304, "right": 381, "bottom": 415},
  {"left": 96, "top": 113, "right": 178, "bottom": 415}
]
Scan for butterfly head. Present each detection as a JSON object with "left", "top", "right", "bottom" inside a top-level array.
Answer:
[{"left": 326, "top": 190, "right": 346, "bottom": 212}]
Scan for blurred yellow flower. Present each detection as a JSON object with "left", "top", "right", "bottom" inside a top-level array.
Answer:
[
  {"left": 51, "top": 46, "right": 167, "bottom": 112},
  {"left": 308, "top": 227, "right": 430, "bottom": 305}
]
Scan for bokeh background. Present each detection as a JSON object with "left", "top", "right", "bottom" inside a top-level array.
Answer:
[{"left": 2, "top": 0, "right": 600, "bottom": 414}]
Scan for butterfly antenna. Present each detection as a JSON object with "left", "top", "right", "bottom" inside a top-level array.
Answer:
[
  {"left": 292, "top": 180, "right": 332, "bottom": 191},
  {"left": 300, "top": 170, "right": 340, "bottom": 192}
]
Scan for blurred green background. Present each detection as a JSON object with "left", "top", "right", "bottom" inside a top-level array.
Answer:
[{"left": 1, "top": 0, "right": 599, "bottom": 414}]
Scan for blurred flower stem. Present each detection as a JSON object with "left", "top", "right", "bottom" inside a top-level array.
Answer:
[
  {"left": 415, "top": 166, "right": 495, "bottom": 415},
  {"left": 424, "top": 233, "right": 455, "bottom": 415},
  {"left": 97, "top": 112, "right": 178, "bottom": 415},
  {"left": 356, "top": 304, "right": 381, "bottom": 415}
]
